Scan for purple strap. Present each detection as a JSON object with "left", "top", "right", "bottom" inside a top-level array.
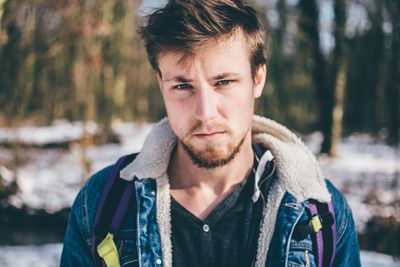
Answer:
[
  {"left": 308, "top": 202, "right": 324, "bottom": 267},
  {"left": 91, "top": 156, "right": 131, "bottom": 263},
  {"left": 94, "top": 156, "right": 128, "bottom": 226},
  {"left": 328, "top": 201, "right": 337, "bottom": 267},
  {"left": 110, "top": 182, "right": 135, "bottom": 232}
]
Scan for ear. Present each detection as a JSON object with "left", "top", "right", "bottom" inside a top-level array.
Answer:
[{"left": 253, "top": 64, "right": 266, "bottom": 98}]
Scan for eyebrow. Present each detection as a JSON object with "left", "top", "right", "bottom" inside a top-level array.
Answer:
[
  {"left": 163, "top": 76, "right": 193, "bottom": 83},
  {"left": 211, "top": 72, "right": 240, "bottom": 80},
  {"left": 164, "top": 72, "right": 240, "bottom": 83}
]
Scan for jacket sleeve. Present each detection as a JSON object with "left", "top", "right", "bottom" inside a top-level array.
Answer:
[
  {"left": 60, "top": 188, "right": 96, "bottom": 267},
  {"left": 326, "top": 179, "right": 361, "bottom": 267}
]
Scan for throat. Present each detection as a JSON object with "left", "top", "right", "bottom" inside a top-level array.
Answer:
[
  {"left": 170, "top": 180, "right": 243, "bottom": 220},
  {"left": 168, "top": 136, "right": 255, "bottom": 220}
]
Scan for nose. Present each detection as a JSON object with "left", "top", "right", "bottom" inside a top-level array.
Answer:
[{"left": 194, "top": 85, "right": 217, "bottom": 123}]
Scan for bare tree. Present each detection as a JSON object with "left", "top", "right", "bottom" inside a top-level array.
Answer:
[
  {"left": 0, "top": 0, "right": 6, "bottom": 43},
  {"left": 0, "top": 0, "right": 40, "bottom": 188},
  {"left": 320, "top": 0, "right": 346, "bottom": 156},
  {"left": 386, "top": 0, "right": 400, "bottom": 146},
  {"left": 298, "top": 0, "right": 327, "bottom": 133}
]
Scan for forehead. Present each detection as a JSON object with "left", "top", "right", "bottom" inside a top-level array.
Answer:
[{"left": 157, "top": 30, "right": 251, "bottom": 78}]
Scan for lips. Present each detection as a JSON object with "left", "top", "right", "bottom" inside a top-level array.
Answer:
[{"left": 194, "top": 131, "right": 225, "bottom": 140}]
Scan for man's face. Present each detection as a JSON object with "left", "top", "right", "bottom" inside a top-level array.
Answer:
[{"left": 157, "top": 30, "right": 266, "bottom": 168}]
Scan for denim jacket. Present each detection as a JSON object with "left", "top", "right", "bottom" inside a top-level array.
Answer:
[{"left": 61, "top": 116, "right": 361, "bottom": 267}]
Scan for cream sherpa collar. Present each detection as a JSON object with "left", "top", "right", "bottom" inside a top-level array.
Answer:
[{"left": 120, "top": 115, "right": 330, "bottom": 203}]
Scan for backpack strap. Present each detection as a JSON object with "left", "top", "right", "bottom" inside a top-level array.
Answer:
[
  {"left": 292, "top": 199, "right": 336, "bottom": 267},
  {"left": 307, "top": 199, "right": 337, "bottom": 267},
  {"left": 91, "top": 153, "right": 139, "bottom": 267}
]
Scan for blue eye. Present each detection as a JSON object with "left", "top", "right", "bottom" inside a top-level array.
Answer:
[
  {"left": 216, "top": 80, "right": 234, "bottom": 86},
  {"left": 174, "top": 84, "right": 192, "bottom": 90}
]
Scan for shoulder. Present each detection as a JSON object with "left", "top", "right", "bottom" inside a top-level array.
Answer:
[
  {"left": 325, "top": 179, "right": 350, "bottom": 215},
  {"left": 71, "top": 153, "right": 140, "bottom": 237},
  {"left": 325, "top": 179, "right": 347, "bottom": 207},
  {"left": 70, "top": 165, "right": 114, "bottom": 238},
  {"left": 325, "top": 179, "right": 355, "bottom": 243},
  {"left": 83, "top": 165, "right": 113, "bottom": 201}
]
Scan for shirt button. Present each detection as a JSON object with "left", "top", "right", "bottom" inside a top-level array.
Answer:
[
  {"left": 203, "top": 224, "right": 210, "bottom": 232},
  {"left": 151, "top": 190, "right": 156, "bottom": 196},
  {"left": 156, "top": 258, "right": 162, "bottom": 265}
]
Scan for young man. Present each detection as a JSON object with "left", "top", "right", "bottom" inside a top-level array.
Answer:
[{"left": 61, "top": 0, "right": 361, "bottom": 266}]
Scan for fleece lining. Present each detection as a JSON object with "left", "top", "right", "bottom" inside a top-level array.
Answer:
[{"left": 119, "top": 115, "right": 331, "bottom": 267}]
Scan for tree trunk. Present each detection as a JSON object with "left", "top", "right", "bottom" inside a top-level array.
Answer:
[
  {"left": 0, "top": 0, "right": 7, "bottom": 44},
  {"left": 10, "top": 118, "right": 21, "bottom": 192},
  {"left": 371, "top": 2, "right": 385, "bottom": 132},
  {"left": 331, "top": 65, "right": 346, "bottom": 156},
  {"left": 320, "top": 0, "right": 346, "bottom": 156},
  {"left": 80, "top": 121, "right": 93, "bottom": 185},
  {"left": 386, "top": 1, "right": 400, "bottom": 146},
  {"left": 298, "top": 0, "right": 327, "bottom": 133}
]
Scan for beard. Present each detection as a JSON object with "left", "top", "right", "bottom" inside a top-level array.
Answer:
[{"left": 179, "top": 121, "right": 249, "bottom": 169}]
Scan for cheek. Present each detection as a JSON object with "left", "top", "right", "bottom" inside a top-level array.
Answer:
[
  {"left": 223, "top": 87, "right": 254, "bottom": 113},
  {"left": 221, "top": 90, "right": 255, "bottom": 130},
  {"left": 164, "top": 94, "right": 184, "bottom": 117},
  {"left": 164, "top": 101, "right": 192, "bottom": 136},
  {"left": 167, "top": 115, "right": 186, "bottom": 140},
  {"left": 163, "top": 91, "right": 192, "bottom": 111}
]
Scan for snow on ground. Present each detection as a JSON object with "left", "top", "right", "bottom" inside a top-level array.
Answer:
[
  {"left": 0, "top": 243, "right": 398, "bottom": 267},
  {"left": 0, "top": 120, "right": 99, "bottom": 146},
  {"left": 0, "top": 121, "right": 400, "bottom": 265},
  {"left": 0, "top": 121, "right": 399, "bottom": 229},
  {"left": 0, "top": 121, "right": 153, "bottom": 213},
  {"left": 0, "top": 243, "right": 62, "bottom": 267},
  {"left": 303, "top": 132, "right": 400, "bottom": 231},
  {"left": 361, "top": 251, "right": 400, "bottom": 267}
]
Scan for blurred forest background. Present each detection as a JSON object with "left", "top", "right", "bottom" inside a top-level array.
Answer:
[
  {"left": 1, "top": 0, "right": 399, "bottom": 150},
  {"left": 0, "top": 0, "right": 400, "bottom": 263}
]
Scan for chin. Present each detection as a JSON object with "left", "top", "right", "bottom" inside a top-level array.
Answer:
[{"left": 181, "top": 138, "right": 244, "bottom": 169}]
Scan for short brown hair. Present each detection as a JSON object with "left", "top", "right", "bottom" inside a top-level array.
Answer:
[{"left": 139, "top": 0, "right": 266, "bottom": 77}]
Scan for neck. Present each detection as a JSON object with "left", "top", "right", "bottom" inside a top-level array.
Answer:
[{"left": 168, "top": 133, "right": 254, "bottom": 195}]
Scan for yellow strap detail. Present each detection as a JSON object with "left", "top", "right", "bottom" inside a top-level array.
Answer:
[
  {"left": 310, "top": 216, "right": 323, "bottom": 233},
  {"left": 97, "top": 233, "right": 121, "bottom": 267}
]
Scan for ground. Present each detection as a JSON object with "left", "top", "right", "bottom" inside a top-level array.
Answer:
[{"left": 0, "top": 120, "right": 399, "bottom": 265}]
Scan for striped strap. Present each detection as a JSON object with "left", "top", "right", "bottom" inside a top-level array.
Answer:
[{"left": 308, "top": 200, "right": 336, "bottom": 267}]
